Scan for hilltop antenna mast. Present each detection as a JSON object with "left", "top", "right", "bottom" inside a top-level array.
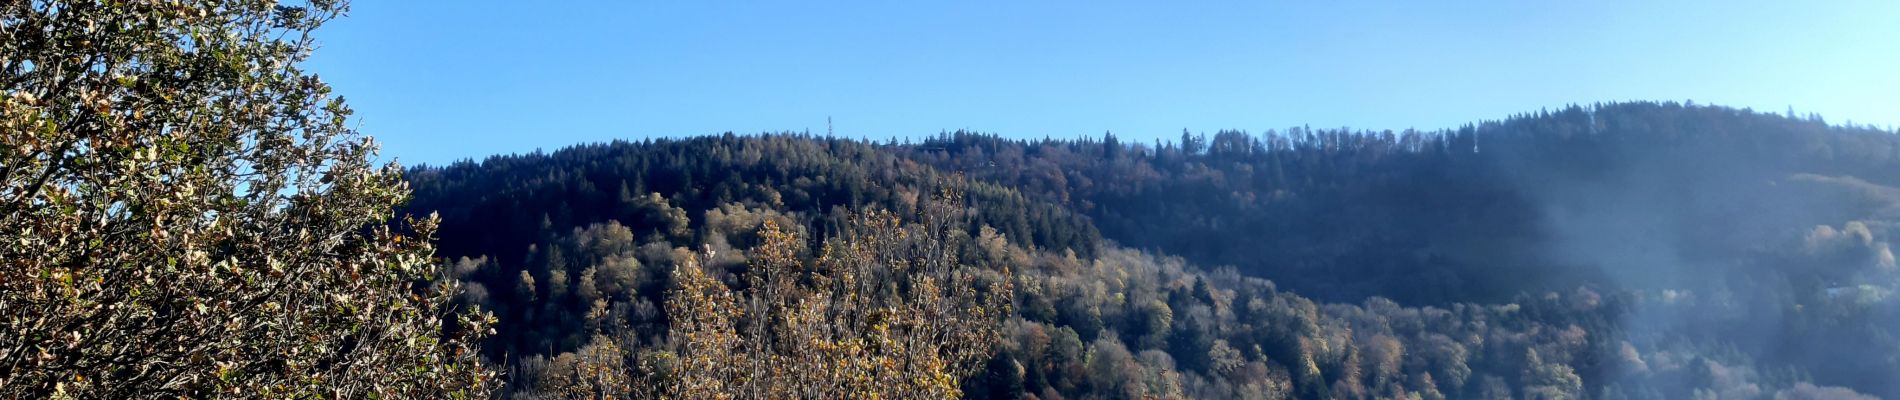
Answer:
[{"left": 828, "top": 116, "right": 834, "bottom": 137}]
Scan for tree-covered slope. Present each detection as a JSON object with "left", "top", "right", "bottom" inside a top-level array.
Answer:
[
  {"left": 897, "top": 102, "right": 1900, "bottom": 305},
  {"left": 405, "top": 102, "right": 1900, "bottom": 399},
  {"left": 408, "top": 134, "right": 1101, "bottom": 268}
]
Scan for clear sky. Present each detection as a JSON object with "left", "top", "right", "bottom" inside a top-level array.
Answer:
[{"left": 305, "top": 0, "right": 1900, "bottom": 166}]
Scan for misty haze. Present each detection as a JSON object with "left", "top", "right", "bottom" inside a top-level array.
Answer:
[{"left": 4, "top": 1, "right": 1898, "bottom": 399}]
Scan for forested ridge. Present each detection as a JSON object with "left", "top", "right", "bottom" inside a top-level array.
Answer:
[{"left": 407, "top": 102, "right": 1900, "bottom": 399}]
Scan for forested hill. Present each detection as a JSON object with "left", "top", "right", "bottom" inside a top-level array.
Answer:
[
  {"left": 897, "top": 102, "right": 1900, "bottom": 305},
  {"left": 405, "top": 102, "right": 1900, "bottom": 399},
  {"left": 408, "top": 134, "right": 1103, "bottom": 272}
]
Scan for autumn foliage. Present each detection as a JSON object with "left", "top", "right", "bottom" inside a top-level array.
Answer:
[{"left": 656, "top": 194, "right": 1012, "bottom": 399}]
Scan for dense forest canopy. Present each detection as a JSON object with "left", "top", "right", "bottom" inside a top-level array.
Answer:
[{"left": 406, "top": 102, "right": 1900, "bottom": 399}]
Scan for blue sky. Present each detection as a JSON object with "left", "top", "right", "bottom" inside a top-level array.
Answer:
[{"left": 305, "top": 1, "right": 1899, "bottom": 166}]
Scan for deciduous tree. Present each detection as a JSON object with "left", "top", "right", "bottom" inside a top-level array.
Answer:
[
  {"left": 658, "top": 192, "right": 1013, "bottom": 398},
  {"left": 0, "top": 1, "right": 494, "bottom": 397}
]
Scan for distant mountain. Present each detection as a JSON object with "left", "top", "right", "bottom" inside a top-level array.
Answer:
[{"left": 407, "top": 101, "right": 1900, "bottom": 399}]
